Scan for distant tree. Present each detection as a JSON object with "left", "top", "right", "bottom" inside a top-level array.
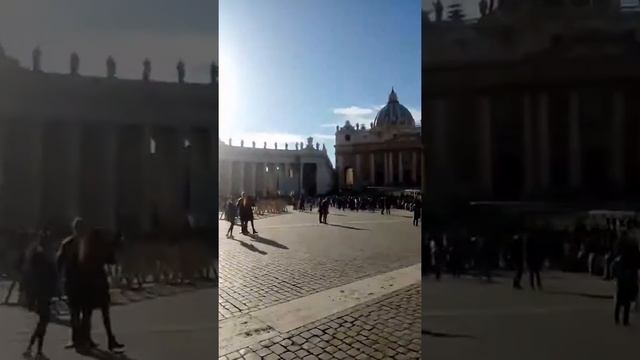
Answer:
[{"left": 447, "top": 2, "right": 466, "bottom": 22}]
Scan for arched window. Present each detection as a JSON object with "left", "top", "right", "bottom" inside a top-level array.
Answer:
[
  {"left": 289, "top": 168, "right": 294, "bottom": 178},
  {"left": 345, "top": 167, "right": 355, "bottom": 186},
  {"left": 345, "top": 134, "right": 351, "bottom": 142}
]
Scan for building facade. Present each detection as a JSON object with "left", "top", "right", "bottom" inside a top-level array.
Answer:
[
  {"left": 423, "top": 0, "right": 640, "bottom": 215},
  {"left": 335, "top": 89, "right": 422, "bottom": 192},
  {"left": 218, "top": 137, "right": 334, "bottom": 198},
  {"left": 0, "top": 48, "right": 217, "bottom": 232}
]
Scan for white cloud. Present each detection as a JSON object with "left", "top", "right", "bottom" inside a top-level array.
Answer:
[
  {"left": 333, "top": 106, "right": 374, "bottom": 117},
  {"left": 408, "top": 107, "right": 422, "bottom": 123},
  {"left": 320, "top": 123, "right": 339, "bottom": 128}
]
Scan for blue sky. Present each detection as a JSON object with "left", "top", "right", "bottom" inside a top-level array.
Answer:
[
  {"left": 219, "top": 0, "right": 421, "bottom": 165},
  {"left": 0, "top": 0, "right": 217, "bottom": 83}
]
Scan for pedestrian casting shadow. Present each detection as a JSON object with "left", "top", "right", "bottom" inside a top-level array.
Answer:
[
  {"left": 544, "top": 290, "right": 613, "bottom": 300},
  {"left": 76, "top": 348, "right": 137, "bottom": 360},
  {"left": 228, "top": 237, "right": 267, "bottom": 255},
  {"left": 326, "top": 223, "right": 368, "bottom": 231},
  {"left": 423, "top": 330, "right": 476, "bottom": 339},
  {"left": 247, "top": 234, "right": 289, "bottom": 249}
]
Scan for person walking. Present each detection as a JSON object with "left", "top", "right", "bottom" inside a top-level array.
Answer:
[
  {"left": 249, "top": 196, "right": 258, "bottom": 234},
  {"left": 612, "top": 238, "right": 640, "bottom": 326},
  {"left": 412, "top": 197, "right": 422, "bottom": 227},
  {"left": 236, "top": 192, "right": 250, "bottom": 234},
  {"left": 526, "top": 232, "right": 544, "bottom": 290},
  {"left": 23, "top": 232, "right": 57, "bottom": 360},
  {"left": 225, "top": 199, "right": 237, "bottom": 238},
  {"left": 56, "top": 217, "right": 87, "bottom": 349},
  {"left": 511, "top": 234, "right": 525, "bottom": 289}
]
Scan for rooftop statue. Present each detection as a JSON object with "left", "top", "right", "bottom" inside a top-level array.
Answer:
[
  {"left": 274, "top": 142, "right": 278, "bottom": 150},
  {"left": 479, "top": 0, "right": 489, "bottom": 16},
  {"left": 143, "top": 58, "right": 151, "bottom": 81},
  {"left": 70, "top": 52, "right": 80, "bottom": 75},
  {"left": 228, "top": 138, "right": 232, "bottom": 146},
  {"left": 322, "top": 144, "right": 326, "bottom": 152},
  {"left": 241, "top": 139, "right": 244, "bottom": 147},
  {"left": 106, "top": 56, "right": 116, "bottom": 78},
  {"left": 316, "top": 142, "right": 320, "bottom": 150},
  {"left": 434, "top": 0, "right": 444, "bottom": 22},
  {"left": 252, "top": 141, "right": 256, "bottom": 148},
  {"left": 211, "top": 61, "right": 218, "bottom": 84},
  {"left": 264, "top": 141, "right": 267, "bottom": 149},
  {"left": 177, "top": 60, "right": 185, "bottom": 83},
  {"left": 32, "top": 46, "right": 42, "bottom": 72},
  {"left": 295, "top": 143, "right": 299, "bottom": 150},
  {"left": 285, "top": 143, "right": 289, "bottom": 150}
]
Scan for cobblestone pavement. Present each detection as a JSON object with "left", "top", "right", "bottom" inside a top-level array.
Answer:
[
  {"left": 219, "top": 209, "right": 421, "bottom": 320},
  {"left": 222, "top": 284, "right": 421, "bottom": 360},
  {"left": 424, "top": 271, "right": 639, "bottom": 360}
]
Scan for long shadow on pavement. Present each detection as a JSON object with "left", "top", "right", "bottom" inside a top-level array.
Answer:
[
  {"left": 247, "top": 234, "right": 289, "bottom": 249},
  {"left": 76, "top": 348, "right": 137, "bottom": 360},
  {"left": 544, "top": 290, "right": 613, "bottom": 300},
  {"left": 423, "top": 330, "right": 476, "bottom": 339},
  {"left": 325, "top": 223, "right": 368, "bottom": 231},
  {"left": 228, "top": 237, "right": 267, "bottom": 255}
]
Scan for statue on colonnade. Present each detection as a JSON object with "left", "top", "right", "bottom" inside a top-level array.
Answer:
[
  {"left": 32, "top": 46, "right": 42, "bottom": 72},
  {"left": 106, "top": 56, "right": 116, "bottom": 78},
  {"left": 177, "top": 60, "right": 185, "bottom": 83},
  {"left": 143, "top": 58, "right": 151, "bottom": 81},
  {"left": 70, "top": 52, "right": 80, "bottom": 75}
]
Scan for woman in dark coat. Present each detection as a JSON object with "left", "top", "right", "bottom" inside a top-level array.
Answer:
[
  {"left": 23, "top": 233, "right": 57, "bottom": 359},
  {"left": 77, "top": 229, "right": 124, "bottom": 352}
]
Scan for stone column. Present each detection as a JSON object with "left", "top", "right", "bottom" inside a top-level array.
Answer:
[
  {"left": 412, "top": 151, "right": 418, "bottom": 184},
  {"left": 479, "top": 96, "right": 492, "bottom": 195},
  {"left": 299, "top": 162, "right": 304, "bottom": 194},
  {"left": 538, "top": 93, "right": 551, "bottom": 190},
  {"left": 369, "top": 153, "right": 375, "bottom": 184},
  {"left": 140, "top": 126, "right": 153, "bottom": 231},
  {"left": 355, "top": 154, "right": 362, "bottom": 185},
  {"left": 104, "top": 126, "right": 118, "bottom": 230},
  {"left": 612, "top": 91, "right": 625, "bottom": 189},
  {"left": 250, "top": 162, "right": 257, "bottom": 197},
  {"left": 389, "top": 152, "right": 394, "bottom": 184},
  {"left": 228, "top": 160, "right": 234, "bottom": 197},
  {"left": 398, "top": 152, "right": 404, "bottom": 183},
  {"left": 239, "top": 161, "right": 246, "bottom": 194},
  {"left": 523, "top": 93, "right": 534, "bottom": 196},
  {"left": 384, "top": 152, "right": 389, "bottom": 185},
  {"left": 568, "top": 91, "right": 582, "bottom": 189}
]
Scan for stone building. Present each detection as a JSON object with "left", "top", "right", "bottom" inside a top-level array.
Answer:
[
  {"left": 423, "top": 0, "right": 640, "bottom": 216},
  {"left": 218, "top": 137, "right": 334, "bottom": 198},
  {"left": 335, "top": 89, "right": 422, "bottom": 192},
  {"left": 0, "top": 48, "right": 217, "bottom": 232}
]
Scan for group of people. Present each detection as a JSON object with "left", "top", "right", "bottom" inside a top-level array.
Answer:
[
  {"left": 19, "top": 217, "right": 124, "bottom": 359},
  {"left": 223, "top": 193, "right": 258, "bottom": 238},
  {"left": 425, "top": 221, "right": 640, "bottom": 326}
]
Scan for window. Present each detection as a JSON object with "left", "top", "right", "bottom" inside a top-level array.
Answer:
[
  {"left": 345, "top": 134, "right": 351, "bottom": 141},
  {"left": 289, "top": 168, "right": 294, "bottom": 178},
  {"left": 150, "top": 138, "right": 156, "bottom": 154}
]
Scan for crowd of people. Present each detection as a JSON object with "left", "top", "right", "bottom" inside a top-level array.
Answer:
[
  {"left": 424, "top": 217, "right": 640, "bottom": 326},
  {"left": 3, "top": 218, "right": 125, "bottom": 359}
]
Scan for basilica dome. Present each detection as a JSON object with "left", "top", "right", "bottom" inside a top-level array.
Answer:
[{"left": 373, "top": 88, "right": 416, "bottom": 128}]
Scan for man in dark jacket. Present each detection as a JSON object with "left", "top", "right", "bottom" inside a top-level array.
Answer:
[{"left": 613, "top": 238, "right": 640, "bottom": 326}]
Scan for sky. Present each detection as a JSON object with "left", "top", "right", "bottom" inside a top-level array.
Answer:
[
  {"left": 219, "top": 0, "right": 421, "bottom": 165},
  {"left": 0, "top": 0, "right": 217, "bottom": 83}
]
